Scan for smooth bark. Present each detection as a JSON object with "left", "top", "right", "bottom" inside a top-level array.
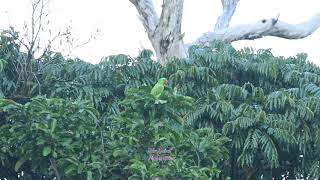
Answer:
[{"left": 129, "top": 0, "right": 320, "bottom": 62}]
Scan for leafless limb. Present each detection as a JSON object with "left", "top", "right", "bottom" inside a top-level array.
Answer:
[
  {"left": 49, "top": 158, "right": 61, "bottom": 180},
  {"left": 214, "top": 0, "right": 240, "bottom": 31}
]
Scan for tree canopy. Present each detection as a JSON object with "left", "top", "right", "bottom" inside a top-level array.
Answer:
[{"left": 1, "top": 28, "right": 320, "bottom": 179}]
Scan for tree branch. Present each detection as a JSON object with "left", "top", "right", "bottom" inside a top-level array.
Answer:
[
  {"left": 268, "top": 13, "right": 320, "bottom": 39},
  {"left": 214, "top": 0, "right": 240, "bottom": 31},
  {"left": 129, "top": 0, "right": 159, "bottom": 36},
  {"left": 49, "top": 158, "right": 61, "bottom": 180},
  {"left": 191, "top": 13, "right": 320, "bottom": 45}
]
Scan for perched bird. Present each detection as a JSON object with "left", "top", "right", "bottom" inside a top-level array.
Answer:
[{"left": 151, "top": 78, "right": 168, "bottom": 99}]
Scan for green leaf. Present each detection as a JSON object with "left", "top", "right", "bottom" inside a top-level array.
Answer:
[
  {"left": 65, "top": 164, "right": 77, "bottom": 175},
  {"left": 36, "top": 138, "right": 46, "bottom": 145},
  {"left": 15, "top": 156, "right": 28, "bottom": 172},
  {"left": 85, "top": 108, "right": 98, "bottom": 123},
  {"left": 50, "top": 119, "right": 57, "bottom": 134},
  {"left": 0, "top": 90, "right": 4, "bottom": 98},
  {"left": 129, "top": 159, "right": 147, "bottom": 174},
  {"left": 155, "top": 137, "right": 167, "bottom": 144},
  {"left": 66, "top": 157, "right": 80, "bottom": 166},
  {"left": 0, "top": 58, "right": 7, "bottom": 72},
  {"left": 113, "top": 149, "right": 128, "bottom": 158},
  {"left": 42, "top": 146, "right": 52, "bottom": 156},
  {"left": 52, "top": 151, "right": 58, "bottom": 158}
]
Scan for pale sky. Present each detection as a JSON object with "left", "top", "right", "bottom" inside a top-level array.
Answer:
[{"left": 0, "top": 0, "right": 320, "bottom": 64}]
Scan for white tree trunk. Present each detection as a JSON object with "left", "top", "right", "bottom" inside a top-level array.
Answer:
[
  {"left": 129, "top": 0, "right": 185, "bottom": 63},
  {"left": 129, "top": 0, "right": 320, "bottom": 62},
  {"left": 157, "top": 0, "right": 186, "bottom": 61}
]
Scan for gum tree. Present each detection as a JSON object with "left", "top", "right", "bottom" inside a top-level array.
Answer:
[{"left": 129, "top": 0, "right": 320, "bottom": 63}]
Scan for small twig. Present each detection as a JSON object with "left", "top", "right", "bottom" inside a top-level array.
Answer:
[
  {"left": 31, "top": 71, "right": 41, "bottom": 95},
  {"left": 195, "top": 151, "right": 201, "bottom": 166},
  {"left": 49, "top": 158, "right": 61, "bottom": 180},
  {"left": 272, "top": 13, "right": 280, "bottom": 25}
]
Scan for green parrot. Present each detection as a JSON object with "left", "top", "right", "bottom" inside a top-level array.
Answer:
[{"left": 151, "top": 78, "right": 168, "bottom": 99}]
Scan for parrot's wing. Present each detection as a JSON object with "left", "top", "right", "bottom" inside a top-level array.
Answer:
[{"left": 151, "top": 83, "right": 164, "bottom": 98}]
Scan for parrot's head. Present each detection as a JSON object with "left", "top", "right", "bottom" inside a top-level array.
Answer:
[{"left": 158, "top": 78, "right": 168, "bottom": 86}]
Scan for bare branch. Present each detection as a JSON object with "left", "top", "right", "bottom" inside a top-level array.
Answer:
[
  {"left": 6, "top": 28, "right": 30, "bottom": 51},
  {"left": 214, "top": 0, "right": 240, "bottom": 31},
  {"left": 268, "top": 13, "right": 320, "bottom": 39},
  {"left": 129, "top": 0, "right": 159, "bottom": 36},
  {"left": 191, "top": 13, "right": 320, "bottom": 45},
  {"left": 31, "top": 71, "right": 41, "bottom": 94},
  {"left": 73, "top": 29, "right": 100, "bottom": 49},
  {"left": 49, "top": 158, "right": 61, "bottom": 180}
]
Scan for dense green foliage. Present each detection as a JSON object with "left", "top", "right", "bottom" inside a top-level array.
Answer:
[{"left": 1, "top": 28, "right": 320, "bottom": 179}]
